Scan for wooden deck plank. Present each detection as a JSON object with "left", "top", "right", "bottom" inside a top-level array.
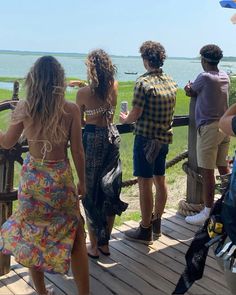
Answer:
[
  {"left": 156, "top": 230, "right": 228, "bottom": 287},
  {"left": 0, "top": 280, "right": 14, "bottom": 295},
  {"left": 117, "top": 223, "right": 213, "bottom": 295},
  {"left": 89, "top": 275, "right": 114, "bottom": 295},
  {"left": 102, "top": 239, "right": 168, "bottom": 295},
  {"left": 148, "top": 213, "right": 229, "bottom": 287},
  {"left": 0, "top": 270, "right": 36, "bottom": 295},
  {"left": 123, "top": 221, "right": 231, "bottom": 295},
  {"left": 110, "top": 229, "right": 181, "bottom": 294},
  {"left": 0, "top": 210, "right": 231, "bottom": 295},
  {"left": 89, "top": 258, "right": 140, "bottom": 295},
  {"left": 162, "top": 210, "right": 221, "bottom": 261},
  {"left": 10, "top": 258, "right": 66, "bottom": 295}
]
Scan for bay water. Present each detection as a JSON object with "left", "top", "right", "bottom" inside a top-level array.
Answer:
[{"left": 0, "top": 52, "right": 236, "bottom": 90}]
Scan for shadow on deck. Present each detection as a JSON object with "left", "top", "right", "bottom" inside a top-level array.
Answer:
[{"left": 0, "top": 209, "right": 231, "bottom": 295}]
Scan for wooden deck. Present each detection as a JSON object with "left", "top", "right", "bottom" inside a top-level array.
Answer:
[{"left": 0, "top": 209, "right": 231, "bottom": 295}]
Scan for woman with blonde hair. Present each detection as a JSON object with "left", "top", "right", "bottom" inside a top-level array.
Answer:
[
  {"left": 0, "top": 56, "right": 89, "bottom": 295},
  {"left": 76, "top": 49, "right": 128, "bottom": 258}
]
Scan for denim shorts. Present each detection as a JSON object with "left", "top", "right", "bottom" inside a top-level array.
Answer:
[{"left": 133, "top": 135, "right": 169, "bottom": 178}]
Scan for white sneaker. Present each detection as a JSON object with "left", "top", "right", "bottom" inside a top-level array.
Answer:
[{"left": 185, "top": 210, "right": 209, "bottom": 225}]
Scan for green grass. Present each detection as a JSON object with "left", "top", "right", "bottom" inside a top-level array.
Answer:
[
  {"left": 230, "top": 76, "right": 236, "bottom": 105},
  {"left": 0, "top": 77, "right": 24, "bottom": 83},
  {"left": 114, "top": 211, "right": 141, "bottom": 227}
]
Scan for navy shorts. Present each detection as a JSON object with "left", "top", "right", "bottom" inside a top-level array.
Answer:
[{"left": 133, "top": 135, "right": 169, "bottom": 178}]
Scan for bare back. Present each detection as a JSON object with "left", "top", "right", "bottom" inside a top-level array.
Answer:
[
  {"left": 76, "top": 81, "right": 118, "bottom": 127},
  {"left": 8, "top": 100, "right": 82, "bottom": 161}
]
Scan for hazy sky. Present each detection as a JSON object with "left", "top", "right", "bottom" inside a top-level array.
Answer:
[{"left": 1, "top": 0, "right": 236, "bottom": 57}]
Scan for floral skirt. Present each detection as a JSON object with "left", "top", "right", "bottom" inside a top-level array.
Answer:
[{"left": 0, "top": 154, "right": 80, "bottom": 274}]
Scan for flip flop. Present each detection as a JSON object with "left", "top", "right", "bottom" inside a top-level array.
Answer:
[
  {"left": 87, "top": 252, "right": 99, "bottom": 259},
  {"left": 98, "top": 247, "right": 110, "bottom": 256}
]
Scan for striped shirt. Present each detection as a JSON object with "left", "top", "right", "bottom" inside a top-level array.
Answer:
[{"left": 132, "top": 71, "right": 178, "bottom": 143}]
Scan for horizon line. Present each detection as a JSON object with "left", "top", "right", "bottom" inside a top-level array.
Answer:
[
  {"left": 0, "top": 49, "right": 197, "bottom": 59},
  {"left": 1, "top": 49, "right": 236, "bottom": 60}
]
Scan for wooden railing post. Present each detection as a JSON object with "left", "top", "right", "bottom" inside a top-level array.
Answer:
[
  {"left": 185, "top": 97, "right": 203, "bottom": 204},
  {"left": 12, "top": 81, "right": 19, "bottom": 100},
  {"left": 0, "top": 156, "right": 13, "bottom": 276},
  {"left": 0, "top": 82, "right": 19, "bottom": 276}
]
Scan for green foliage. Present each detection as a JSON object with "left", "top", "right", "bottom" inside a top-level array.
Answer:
[
  {"left": 114, "top": 211, "right": 140, "bottom": 227},
  {"left": 229, "top": 76, "right": 236, "bottom": 105}
]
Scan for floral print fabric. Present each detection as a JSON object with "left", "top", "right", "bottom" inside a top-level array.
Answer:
[{"left": 0, "top": 154, "right": 79, "bottom": 274}]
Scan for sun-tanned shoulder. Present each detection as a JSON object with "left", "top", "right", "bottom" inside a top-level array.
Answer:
[
  {"left": 64, "top": 101, "right": 80, "bottom": 114},
  {"left": 76, "top": 86, "right": 91, "bottom": 104}
]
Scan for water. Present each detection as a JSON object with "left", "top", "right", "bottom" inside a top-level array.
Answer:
[
  {"left": 0, "top": 52, "right": 236, "bottom": 89},
  {"left": 0, "top": 81, "right": 13, "bottom": 90}
]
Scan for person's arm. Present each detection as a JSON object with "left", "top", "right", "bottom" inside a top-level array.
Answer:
[
  {"left": 119, "top": 106, "right": 143, "bottom": 124},
  {"left": 184, "top": 82, "right": 198, "bottom": 97},
  {"left": 219, "top": 103, "right": 236, "bottom": 136},
  {"left": 184, "top": 73, "right": 204, "bottom": 98},
  {"left": 76, "top": 89, "right": 86, "bottom": 127},
  {"left": 119, "top": 80, "right": 144, "bottom": 124},
  {"left": 70, "top": 103, "right": 86, "bottom": 197},
  {"left": 0, "top": 123, "right": 24, "bottom": 149},
  {"left": 0, "top": 100, "right": 25, "bottom": 149},
  {"left": 68, "top": 80, "right": 88, "bottom": 88}
]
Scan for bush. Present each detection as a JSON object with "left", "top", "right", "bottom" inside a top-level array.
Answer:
[{"left": 229, "top": 75, "right": 236, "bottom": 105}]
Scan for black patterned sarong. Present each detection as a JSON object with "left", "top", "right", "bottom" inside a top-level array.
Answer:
[{"left": 82, "top": 124, "right": 128, "bottom": 246}]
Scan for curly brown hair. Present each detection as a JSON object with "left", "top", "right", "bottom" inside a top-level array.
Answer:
[
  {"left": 200, "top": 44, "right": 223, "bottom": 65},
  {"left": 139, "top": 41, "right": 166, "bottom": 68},
  {"left": 86, "top": 49, "right": 117, "bottom": 101}
]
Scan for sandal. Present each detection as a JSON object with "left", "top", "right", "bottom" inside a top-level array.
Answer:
[
  {"left": 46, "top": 289, "right": 54, "bottom": 295},
  {"left": 98, "top": 246, "right": 110, "bottom": 256}
]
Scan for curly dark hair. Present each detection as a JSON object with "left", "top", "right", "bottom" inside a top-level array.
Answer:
[
  {"left": 139, "top": 41, "right": 166, "bottom": 68},
  {"left": 200, "top": 44, "right": 223, "bottom": 65},
  {"left": 86, "top": 49, "right": 117, "bottom": 101}
]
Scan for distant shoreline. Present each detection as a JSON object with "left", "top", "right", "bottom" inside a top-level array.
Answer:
[
  {"left": 0, "top": 49, "right": 199, "bottom": 60},
  {"left": 1, "top": 49, "right": 236, "bottom": 61}
]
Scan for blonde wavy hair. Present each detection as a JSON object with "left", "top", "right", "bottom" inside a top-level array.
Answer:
[
  {"left": 86, "top": 49, "right": 117, "bottom": 101},
  {"left": 25, "top": 56, "right": 67, "bottom": 144}
]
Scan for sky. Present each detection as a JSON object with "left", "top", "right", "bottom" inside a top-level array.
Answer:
[{"left": 0, "top": 0, "right": 236, "bottom": 57}]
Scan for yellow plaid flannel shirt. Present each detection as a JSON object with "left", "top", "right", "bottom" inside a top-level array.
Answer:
[{"left": 132, "top": 71, "right": 178, "bottom": 143}]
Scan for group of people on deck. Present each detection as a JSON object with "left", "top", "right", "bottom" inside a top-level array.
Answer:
[{"left": 0, "top": 40, "right": 235, "bottom": 295}]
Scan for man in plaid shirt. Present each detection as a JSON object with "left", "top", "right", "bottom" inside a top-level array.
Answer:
[{"left": 120, "top": 41, "right": 178, "bottom": 244}]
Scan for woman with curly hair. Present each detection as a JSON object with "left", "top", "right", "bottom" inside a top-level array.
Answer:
[
  {"left": 120, "top": 41, "right": 178, "bottom": 245},
  {"left": 76, "top": 49, "right": 128, "bottom": 258},
  {"left": 0, "top": 56, "right": 89, "bottom": 295}
]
